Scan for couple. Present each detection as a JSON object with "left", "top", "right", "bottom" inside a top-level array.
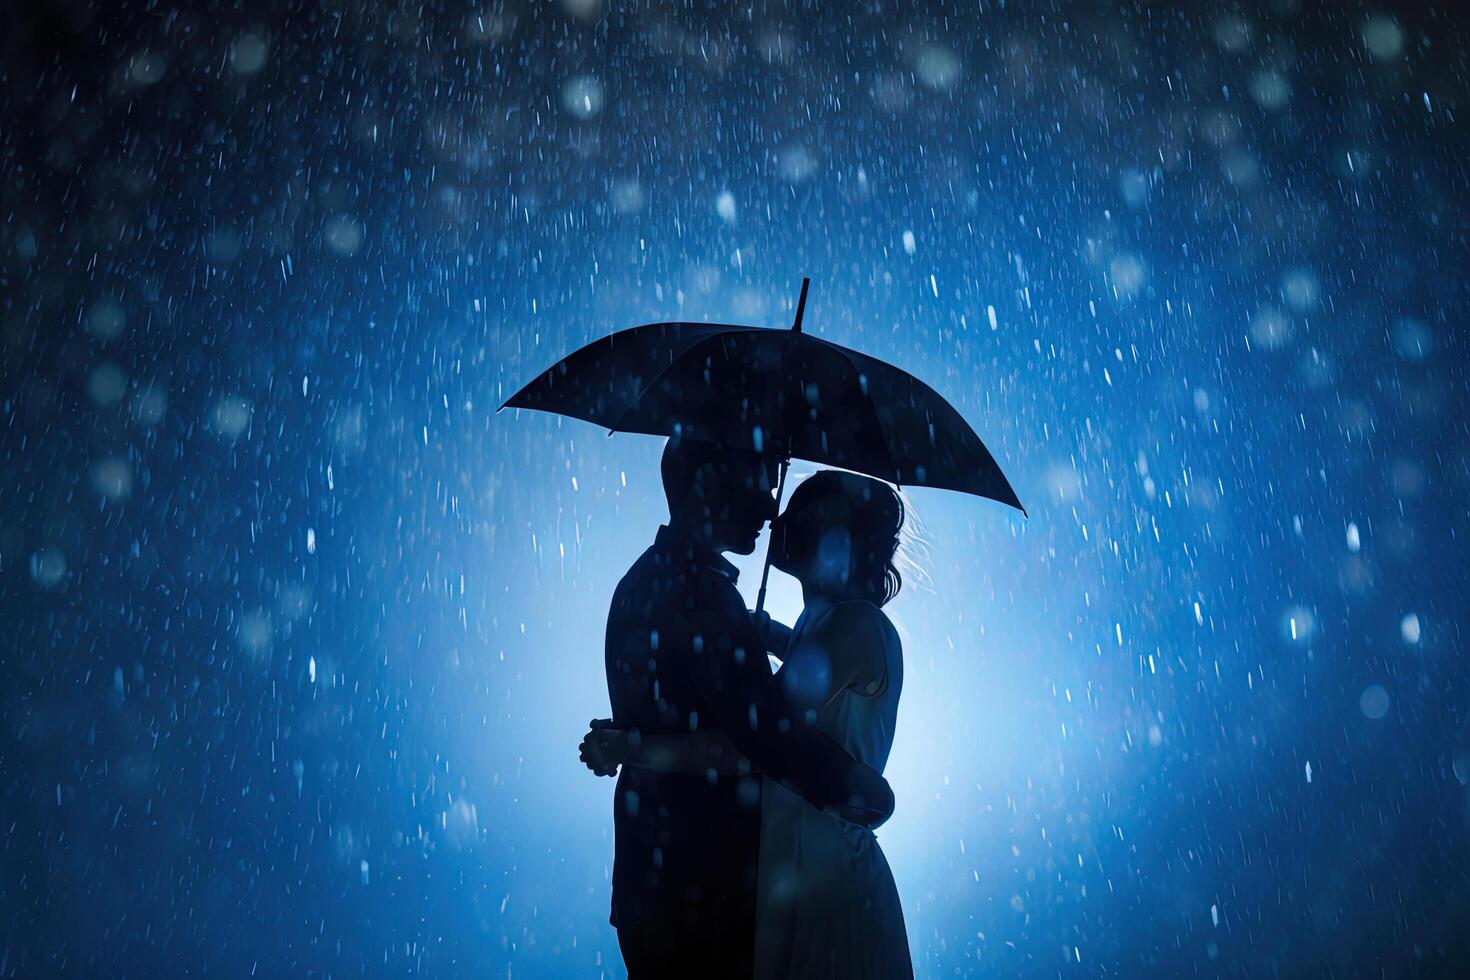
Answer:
[{"left": 579, "top": 437, "right": 914, "bottom": 979}]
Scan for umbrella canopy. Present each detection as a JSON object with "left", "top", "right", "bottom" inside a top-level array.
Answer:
[{"left": 501, "top": 281, "right": 1025, "bottom": 514}]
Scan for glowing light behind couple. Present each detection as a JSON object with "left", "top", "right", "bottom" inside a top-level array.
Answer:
[
  {"left": 487, "top": 280, "right": 1215, "bottom": 973},
  {"left": 7, "top": 3, "right": 1465, "bottom": 974}
]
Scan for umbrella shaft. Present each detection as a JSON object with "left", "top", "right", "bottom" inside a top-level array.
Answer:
[{"left": 754, "top": 456, "right": 791, "bottom": 617}]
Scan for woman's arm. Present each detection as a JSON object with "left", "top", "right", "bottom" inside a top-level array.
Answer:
[
  {"left": 579, "top": 720, "right": 751, "bottom": 777},
  {"left": 776, "top": 601, "right": 890, "bottom": 711}
]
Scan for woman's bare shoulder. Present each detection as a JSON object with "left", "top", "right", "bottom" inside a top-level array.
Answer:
[
  {"left": 809, "top": 600, "right": 898, "bottom": 687},
  {"left": 825, "top": 599, "right": 898, "bottom": 644}
]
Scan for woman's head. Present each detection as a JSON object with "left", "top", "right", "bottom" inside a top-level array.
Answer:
[{"left": 769, "top": 470, "right": 905, "bottom": 605}]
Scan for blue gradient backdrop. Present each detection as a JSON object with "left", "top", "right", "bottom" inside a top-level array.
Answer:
[{"left": 2, "top": 2, "right": 1467, "bottom": 976}]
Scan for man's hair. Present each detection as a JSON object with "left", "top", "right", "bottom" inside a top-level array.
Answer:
[{"left": 660, "top": 437, "right": 771, "bottom": 513}]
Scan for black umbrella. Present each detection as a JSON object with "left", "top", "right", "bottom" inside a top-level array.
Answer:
[{"left": 502, "top": 278, "right": 1025, "bottom": 611}]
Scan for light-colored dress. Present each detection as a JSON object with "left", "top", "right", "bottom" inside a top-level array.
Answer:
[{"left": 754, "top": 598, "right": 914, "bottom": 979}]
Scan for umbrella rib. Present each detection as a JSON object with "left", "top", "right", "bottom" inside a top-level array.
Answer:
[
  {"left": 875, "top": 357, "right": 1025, "bottom": 508},
  {"left": 818, "top": 339, "right": 904, "bottom": 486},
  {"left": 602, "top": 327, "right": 745, "bottom": 436},
  {"left": 851, "top": 371, "right": 903, "bottom": 484}
]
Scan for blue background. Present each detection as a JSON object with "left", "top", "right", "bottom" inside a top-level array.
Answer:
[{"left": 2, "top": 2, "right": 1467, "bottom": 976}]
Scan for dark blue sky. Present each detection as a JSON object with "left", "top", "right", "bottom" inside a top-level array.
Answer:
[{"left": 2, "top": 2, "right": 1467, "bottom": 976}]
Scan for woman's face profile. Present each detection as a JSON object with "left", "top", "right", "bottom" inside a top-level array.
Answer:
[{"left": 771, "top": 484, "right": 853, "bottom": 585}]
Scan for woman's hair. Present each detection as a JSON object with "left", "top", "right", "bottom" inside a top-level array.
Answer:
[{"left": 785, "top": 470, "right": 907, "bottom": 606}]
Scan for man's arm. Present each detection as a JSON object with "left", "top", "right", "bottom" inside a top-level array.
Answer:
[
  {"left": 579, "top": 721, "right": 746, "bottom": 777},
  {"left": 684, "top": 583, "right": 894, "bottom": 827}
]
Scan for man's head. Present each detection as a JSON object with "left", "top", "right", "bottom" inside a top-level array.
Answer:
[{"left": 661, "top": 437, "right": 779, "bottom": 555}]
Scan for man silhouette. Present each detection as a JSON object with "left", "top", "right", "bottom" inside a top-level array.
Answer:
[{"left": 602, "top": 437, "right": 894, "bottom": 979}]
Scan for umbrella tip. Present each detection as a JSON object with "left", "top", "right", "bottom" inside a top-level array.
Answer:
[{"left": 792, "top": 277, "right": 811, "bottom": 333}]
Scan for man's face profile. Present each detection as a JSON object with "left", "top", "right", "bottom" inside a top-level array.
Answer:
[{"left": 692, "top": 453, "right": 779, "bottom": 555}]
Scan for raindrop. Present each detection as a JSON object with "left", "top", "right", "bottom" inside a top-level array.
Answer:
[
  {"left": 1338, "top": 148, "right": 1372, "bottom": 180},
  {"left": 609, "top": 178, "right": 645, "bottom": 214},
  {"left": 777, "top": 145, "right": 816, "bottom": 183},
  {"left": 715, "top": 190, "right": 737, "bottom": 223},
  {"left": 30, "top": 547, "right": 68, "bottom": 589},
  {"left": 1362, "top": 16, "right": 1405, "bottom": 61},
  {"left": 1249, "top": 307, "right": 1294, "bottom": 351},
  {"left": 127, "top": 50, "right": 166, "bottom": 86},
  {"left": 210, "top": 395, "right": 253, "bottom": 439},
  {"left": 230, "top": 33, "right": 270, "bottom": 75},
  {"left": 1213, "top": 14, "right": 1252, "bottom": 52},
  {"left": 1279, "top": 268, "right": 1320, "bottom": 313},
  {"left": 912, "top": 44, "right": 962, "bottom": 91},
  {"left": 870, "top": 73, "right": 913, "bottom": 113},
  {"left": 92, "top": 457, "right": 133, "bottom": 501},
  {"left": 323, "top": 215, "right": 364, "bottom": 256},
  {"left": 1248, "top": 70, "right": 1291, "bottom": 110},
  {"left": 1399, "top": 613, "right": 1421, "bottom": 645},
  {"left": 1392, "top": 459, "right": 1424, "bottom": 497},
  {"left": 236, "top": 610, "right": 274, "bottom": 659},
  {"left": 1297, "top": 347, "right": 1335, "bottom": 389},
  {"left": 901, "top": 230, "right": 916, "bottom": 255},
  {"left": 561, "top": 75, "right": 604, "bottom": 119},
  {"left": 1222, "top": 149, "right": 1260, "bottom": 188},
  {"left": 731, "top": 288, "right": 767, "bottom": 319},
  {"left": 756, "top": 27, "right": 795, "bottom": 65},
  {"left": 205, "top": 227, "right": 242, "bottom": 265},
  {"left": 14, "top": 225, "right": 38, "bottom": 259},
  {"left": 465, "top": 11, "right": 517, "bottom": 44},
  {"left": 560, "top": 0, "right": 602, "bottom": 21},
  {"left": 131, "top": 381, "right": 168, "bottom": 427},
  {"left": 1043, "top": 463, "right": 1082, "bottom": 502},
  {"left": 332, "top": 406, "right": 366, "bottom": 453},
  {"left": 1119, "top": 169, "right": 1149, "bottom": 208},
  {"left": 88, "top": 362, "right": 128, "bottom": 406},
  {"left": 87, "top": 298, "right": 126, "bottom": 340},
  {"left": 1108, "top": 255, "right": 1146, "bottom": 299},
  {"left": 1359, "top": 685, "right": 1390, "bottom": 720},
  {"left": 1282, "top": 605, "right": 1316, "bottom": 645},
  {"left": 1391, "top": 318, "right": 1431, "bottom": 362},
  {"left": 443, "top": 798, "right": 480, "bottom": 848},
  {"left": 280, "top": 583, "right": 312, "bottom": 622}
]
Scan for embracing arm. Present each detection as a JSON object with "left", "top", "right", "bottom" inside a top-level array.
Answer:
[
  {"left": 688, "top": 595, "right": 894, "bottom": 827},
  {"left": 580, "top": 722, "right": 747, "bottom": 776}
]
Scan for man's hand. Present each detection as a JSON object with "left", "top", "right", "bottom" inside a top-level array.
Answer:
[
  {"left": 750, "top": 609, "right": 794, "bottom": 656},
  {"left": 837, "top": 764, "right": 895, "bottom": 829},
  {"left": 578, "top": 718, "right": 625, "bottom": 777}
]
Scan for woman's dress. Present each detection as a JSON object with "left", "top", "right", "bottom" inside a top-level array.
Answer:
[{"left": 754, "top": 597, "right": 914, "bottom": 979}]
